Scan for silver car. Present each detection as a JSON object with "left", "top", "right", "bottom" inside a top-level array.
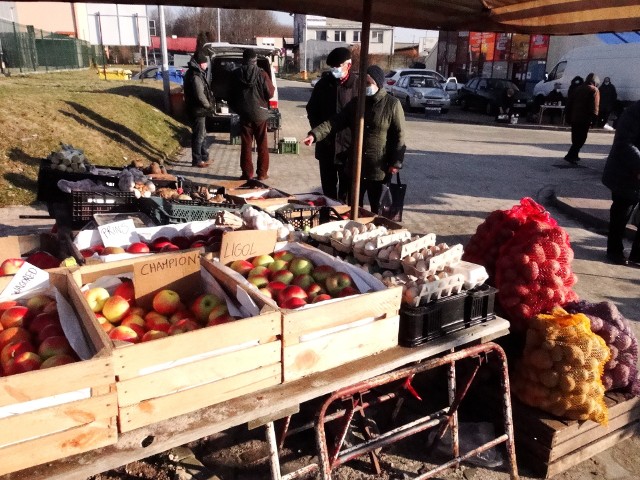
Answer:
[{"left": 390, "top": 75, "right": 451, "bottom": 113}]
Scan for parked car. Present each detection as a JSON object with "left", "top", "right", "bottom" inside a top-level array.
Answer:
[
  {"left": 384, "top": 68, "right": 460, "bottom": 103},
  {"left": 389, "top": 75, "right": 451, "bottom": 113},
  {"left": 131, "top": 66, "right": 185, "bottom": 85},
  {"left": 458, "top": 78, "right": 532, "bottom": 115}
]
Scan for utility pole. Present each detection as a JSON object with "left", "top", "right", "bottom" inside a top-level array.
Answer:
[
  {"left": 159, "top": 5, "right": 170, "bottom": 113},
  {"left": 217, "top": 8, "right": 221, "bottom": 42},
  {"left": 302, "top": 14, "right": 307, "bottom": 79}
]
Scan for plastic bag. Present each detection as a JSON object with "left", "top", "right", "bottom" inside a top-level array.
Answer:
[
  {"left": 378, "top": 173, "right": 406, "bottom": 222},
  {"left": 513, "top": 307, "right": 610, "bottom": 424}
]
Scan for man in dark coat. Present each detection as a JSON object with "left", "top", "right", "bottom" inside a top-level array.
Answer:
[
  {"left": 183, "top": 52, "right": 213, "bottom": 168},
  {"left": 602, "top": 100, "right": 640, "bottom": 266},
  {"left": 303, "top": 65, "right": 406, "bottom": 213},
  {"left": 598, "top": 76, "right": 618, "bottom": 128},
  {"left": 565, "top": 73, "right": 600, "bottom": 164},
  {"left": 229, "top": 48, "right": 275, "bottom": 180},
  {"left": 306, "top": 47, "right": 359, "bottom": 202},
  {"left": 545, "top": 82, "right": 565, "bottom": 124}
]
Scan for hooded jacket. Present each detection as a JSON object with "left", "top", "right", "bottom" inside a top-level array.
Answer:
[
  {"left": 602, "top": 101, "right": 640, "bottom": 201},
  {"left": 183, "top": 57, "right": 213, "bottom": 118},
  {"left": 306, "top": 71, "right": 359, "bottom": 165},
  {"left": 230, "top": 63, "right": 275, "bottom": 123},
  {"left": 311, "top": 88, "right": 406, "bottom": 182}
]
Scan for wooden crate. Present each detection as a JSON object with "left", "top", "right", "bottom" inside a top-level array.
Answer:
[
  {"left": 0, "top": 272, "right": 116, "bottom": 476},
  {"left": 513, "top": 391, "right": 640, "bottom": 478},
  {"left": 66, "top": 251, "right": 282, "bottom": 433}
]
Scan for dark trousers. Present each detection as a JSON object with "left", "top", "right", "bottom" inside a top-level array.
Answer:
[
  {"left": 191, "top": 116, "right": 208, "bottom": 165},
  {"left": 358, "top": 179, "right": 384, "bottom": 214},
  {"left": 240, "top": 120, "right": 269, "bottom": 179},
  {"left": 597, "top": 109, "right": 612, "bottom": 128},
  {"left": 566, "top": 121, "right": 591, "bottom": 160},
  {"left": 607, "top": 191, "right": 640, "bottom": 258},
  {"left": 318, "top": 159, "right": 349, "bottom": 202}
]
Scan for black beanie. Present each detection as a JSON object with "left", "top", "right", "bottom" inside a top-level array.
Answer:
[
  {"left": 194, "top": 51, "right": 208, "bottom": 64},
  {"left": 326, "top": 47, "right": 351, "bottom": 67},
  {"left": 367, "top": 65, "right": 385, "bottom": 89},
  {"left": 243, "top": 48, "right": 257, "bottom": 64}
]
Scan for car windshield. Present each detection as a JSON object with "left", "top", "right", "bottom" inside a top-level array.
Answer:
[
  {"left": 409, "top": 77, "right": 440, "bottom": 89},
  {"left": 490, "top": 79, "right": 520, "bottom": 92}
]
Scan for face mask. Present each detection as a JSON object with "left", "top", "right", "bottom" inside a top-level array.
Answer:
[
  {"left": 331, "top": 67, "right": 345, "bottom": 79},
  {"left": 366, "top": 85, "right": 378, "bottom": 96},
  {"left": 604, "top": 81, "right": 610, "bottom": 85},
  {"left": 555, "top": 88, "right": 560, "bottom": 92}
]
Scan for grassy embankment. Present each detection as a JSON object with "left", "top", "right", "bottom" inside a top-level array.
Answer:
[{"left": 0, "top": 68, "right": 188, "bottom": 207}]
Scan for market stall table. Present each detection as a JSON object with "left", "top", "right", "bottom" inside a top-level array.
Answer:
[
  {"left": 5, "top": 318, "right": 512, "bottom": 480},
  {"left": 538, "top": 104, "right": 565, "bottom": 125}
]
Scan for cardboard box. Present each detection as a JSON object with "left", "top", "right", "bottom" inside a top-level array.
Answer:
[
  {"left": 0, "top": 273, "right": 116, "bottom": 476},
  {"left": 0, "top": 233, "right": 72, "bottom": 274},
  {"left": 65, "top": 251, "right": 281, "bottom": 432},
  {"left": 226, "top": 186, "right": 294, "bottom": 209},
  {"left": 213, "top": 230, "right": 402, "bottom": 382}
]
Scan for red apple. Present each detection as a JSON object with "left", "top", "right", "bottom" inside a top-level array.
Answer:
[
  {"left": 0, "top": 300, "right": 18, "bottom": 318},
  {"left": 248, "top": 275, "right": 269, "bottom": 289},
  {"left": 42, "top": 301, "right": 58, "bottom": 314},
  {"left": 248, "top": 265, "right": 270, "bottom": 278},
  {"left": 102, "top": 295, "right": 131, "bottom": 323},
  {"left": 0, "top": 327, "right": 31, "bottom": 351},
  {"left": 190, "top": 294, "right": 224, "bottom": 323},
  {"left": 273, "top": 250, "right": 295, "bottom": 262},
  {"left": 40, "top": 354, "right": 76, "bottom": 369},
  {"left": 37, "top": 323, "right": 65, "bottom": 343},
  {"left": 1, "top": 340, "right": 35, "bottom": 369},
  {"left": 289, "top": 257, "right": 314, "bottom": 276},
  {"left": 9, "top": 351, "right": 42, "bottom": 374},
  {"left": 306, "top": 283, "right": 326, "bottom": 299},
  {"left": 102, "top": 246, "right": 126, "bottom": 255},
  {"left": 121, "top": 314, "right": 146, "bottom": 334},
  {"left": 1, "top": 306, "right": 30, "bottom": 329},
  {"left": 207, "top": 304, "right": 228, "bottom": 323},
  {"left": 25, "top": 251, "right": 60, "bottom": 269},
  {"left": 114, "top": 280, "right": 136, "bottom": 306},
  {"left": 126, "top": 242, "right": 150, "bottom": 254},
  {"left": 168, "top": 308, "right": 195, "bottom": 325},
  {"left": 96, "top": 313, "right": 114, "bottom": 334},
  {"left": 92, "top": 244, "right": 105, "bottom": 255},
  {"left": 38, "top": 335, "right": 72, "bottom": 359},
  {"left": 267, "top": 259, "right": 289, "bottom": 273},
  {"left": 278, "top": 285, "right": 308, "bottom": 306},
  {"left": 189, "top": 240, "right": 207, "bottom": 249},
  {"left": 229, "top": 259, "right": 255, "bottom": 276},
  {"left": 206, "top": 313, "right": 235, "bottom": 327},
  {"left": 339, "top": 286, "right": 360, "bottom": 297},
  {"left": 151, "top": 237, "right": 172, "bottom": 251},
  {"left": 129, "top": 306, "right": 147, "bottom": 318},
  {"left": 141, "top": 330, "right": 169, "bottom": 342},
  {"left": 160, "top": 244, "right": 180, "bottom": 252},
  {"left": 282, "top": 297, "right": 307, "bottom": 309},
  {"left": 152, "top": 289, "right": 181, "bottom": 315},
  {"left": 272, "top": 270, "right": 294, "bottom": 285},
  {"left": 168, "top": 319, "right": 200, "bottom": 335},
  {"left": 79, "top": 248, "right": 96, "bottom": 258},
  {"left": 258, "top": 288, "right": 272, "bottom": 298},
  {"left": 251, "top": 254, "right": 274, "bottom": 267},
  {"left": 84, "top": 287, "right": 110, "bottom": 313},
  {"left": 325, "top": 272, "right": 353, "bottom": 296},
  {"left": 267, "top": 281, "right": 287, "bottom": 299},
  {"left": 1, "top": 258, "right": 25, "bottom": 275},
  {"left": 109, "top": 325, "right": 140, "bottom": 344},
  {"left": 25, "top": 295, "right": 54, "bottom": 313},
  {"left": 311, "top": 265, "right": 337, "bottom": 285},
  {"left": 292, "top": 274, "right": 315, "bottom": 290},
  {"left": 171, "top": 236, "right": 192, "bottom": 250},
  {"left": 144, "top": 311, "right": 171, "bottom": 333}
]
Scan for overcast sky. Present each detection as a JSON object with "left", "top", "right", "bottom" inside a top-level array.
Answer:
[{"left": 272, "top": 11, "right": 438, "bottom": 43}]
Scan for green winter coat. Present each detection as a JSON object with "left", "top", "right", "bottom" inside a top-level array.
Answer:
[{"left": 310, "top": 88, "right": 406, "bottom": 181}]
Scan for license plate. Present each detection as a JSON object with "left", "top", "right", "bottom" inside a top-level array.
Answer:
[{"left": 425, "top": 107, "right": 441, "bottom": 112}]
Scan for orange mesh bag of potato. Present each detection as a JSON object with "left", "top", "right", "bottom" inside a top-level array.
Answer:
[{"left": 513, "top": 307, "right": 610, "bottom": 424}]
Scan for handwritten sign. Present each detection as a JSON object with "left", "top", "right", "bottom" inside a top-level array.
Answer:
[
  {"left": 219, "top": 230, "right": 278, "bottom": 265},
  {"left": 1, "top": 262, "right": 50, "bottom": 297},
  {"left": 98, "top": 219, "right": 140, "bottom": 248}
]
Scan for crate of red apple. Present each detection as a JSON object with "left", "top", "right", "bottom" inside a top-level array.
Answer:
[
  {"left": 211, "top": 230, "right": 402, "bottom": 382},
  {"left": 65, "top": 250, "right": 281, "bottom": 432},
  {"left": 0, "top": 233, "right": 78, "bottom": 276},
  {"left": 0, "top": 273, "right": 116, "bottom": 476}
]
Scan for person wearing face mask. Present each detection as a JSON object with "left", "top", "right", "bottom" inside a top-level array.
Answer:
[
  {"left": 306, "top": 47, "right": 359, "bottom": 202},
  {"left": 183, "top": 51, "right": 214, "bottom": 168},
  {"left": 598, "top": 77, "right": 617, "bottom": 128},
  {"left": 544, "top": 82, "right": 565, "bottom": 124},
  {"left": 303, "top": 65, "right": 406, "bottom": 214},
  {"left": 565, "top": 73, "right": 600, "bottom": 164}
]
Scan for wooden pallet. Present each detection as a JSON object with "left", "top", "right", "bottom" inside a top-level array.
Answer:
[{"left": 513, "top": 391, "right": 640, "bottom": 478}]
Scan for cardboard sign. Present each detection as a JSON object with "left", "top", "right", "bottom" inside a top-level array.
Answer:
[
  {"left": 0, "top": 236, "right": 23, "bottom": 262},
  {"left": 219, "top": 229, "right": 278, "bottom": 265},
  {"left": 98, "top": 219, "right": 140, "bottom": 248},
  {"left": 132, "top": 250, "right": 201, "bottom": 310},
  {"left": 1, "top": 262, "right": 50, "bottom": 297}
]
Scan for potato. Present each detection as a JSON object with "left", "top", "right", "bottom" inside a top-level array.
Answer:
[
  {"left": 565, "top": 345, "right": 586, "bottom": 366},
  {"left": 550, "top": 345, "right": 564, "bottom": 362},
  {"left": 539, "top": 370, "right": 560, "bottom": 388},
  {"left": 528, "top": 349, "right": 553, "bottom": 369},
  {"left": 541, "top": 339, "right": 556, "bottom": 351},
  {"left": 525, "top": 329, "right": 542, "bottom": 349},
  {"left": 559, "top": 374, "right": 576, "bottom": 393}
]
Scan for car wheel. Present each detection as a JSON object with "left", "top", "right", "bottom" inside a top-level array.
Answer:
[{"left": 460, "top": 98, "right": 469, "bottom": 110}]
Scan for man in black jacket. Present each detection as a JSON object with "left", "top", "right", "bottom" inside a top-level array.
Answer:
[
  {"left": 602, "top": 101, "right": 640, "bottom": 266},
  {"left": 229, "top": 48, "right": 275, "bottom": 180},
  {"left": 183, "top": 52, "right": 213, "bottom": 168},
  {"left": 306, "top": 47, "right": 359, "bottom": 202}
]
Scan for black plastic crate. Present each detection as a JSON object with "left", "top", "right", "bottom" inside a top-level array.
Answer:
[
  {"left": 71, "top": 191, "right": 137, "bottom": 223},
  {"left": 465, "top": 285, "right": 498, "bottom": 323},
  {"left": 36, "top": 160, "right": 122, "bottom": 203},
  {"left": 275, "top": 205, "right": 320, "bottom": 230},
  {"left": 267, "top": 108, "right": 281, "bottom": 132},
  {"left": 399, "top": 293, "right": 467, "bottom": 347},
  {"left": 138, "top": 196, "right": 244, "bottom": 224}
]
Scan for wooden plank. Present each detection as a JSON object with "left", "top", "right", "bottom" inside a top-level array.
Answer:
[
  {"left": 0, "top": 419, "right": 117, "bottom": 476},
  {"left": 5, "top": 318, "right": 510, "bottom": 480},
  {"left": 283, "top": 316, "right": 399, "bottom": 381},
  {"left": 117, "top": 342, "right": 280, "bottom": 406},
  {"left": 113, "top": 312, "right": 280, "bottom": 380},
  {"left": 0, "top": 357, "right": 113, "bottom": 407},
  {"left": 118, "top": 364, "right": 281, "bottom": 432},
  {"left": 0, "top": 392, "right": 117, "bottom": 447},
  {"left": 545, "top": 421, "right": 639, "bottom": 478},
  {"left": 283, "top": 287, "right": 402, "bottom": 346}
]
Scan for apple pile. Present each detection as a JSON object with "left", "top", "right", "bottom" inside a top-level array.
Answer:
[
  {"left": 1, "top": 251, "right": 71, "bottom": 276},
  {"left": 0, "top": 294, "right": 79, "bottom": 377},
  {"left": 229, "top": 250, "right": 360, "bottom": 309},
  {"left": 84, "top": 280, "right": 234, "bottom": 344},
  {"left": 78, "top": 229, "right": 229, "bottom": 258}
]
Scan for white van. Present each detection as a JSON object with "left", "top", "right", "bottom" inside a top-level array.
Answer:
[{"left": 533, "top": 43, "right": 640, "bottom": 105}]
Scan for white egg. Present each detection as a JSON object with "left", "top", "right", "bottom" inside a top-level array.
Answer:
[
  {"left": 344, "top": 230, "right": 352, "bottom": 239},
  {"left": 343, "top": 237, "right": 353, "bottom": 246},
  {"left": 415, "top": 260, "right": 427, "bottom": 272},
  {"left": 404, "top": 255, "right": 416, "bottom": 265}
]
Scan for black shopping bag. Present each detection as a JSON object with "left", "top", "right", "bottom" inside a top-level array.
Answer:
[{"left": 378, "top": 173, "right": 407, "bottom": 222}]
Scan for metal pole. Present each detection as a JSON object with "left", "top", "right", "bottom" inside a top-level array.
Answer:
[
  {"left": 303, "top": 14, "right": 307, "bottom": 79},
  {"left": 350, "top": 0, "right": 372, "bottom": 220},
  {"left": 158, "top": 5, "right": 170, "bottom": 113},
  {"left": 217, "top": 8, "right": 221, "bottom": 42},
  {"left": 96, "top": 13, "right": 106, "bottom": 80},
  {"left": 40, "top": 29, "right": 47, "bottom": 73}
]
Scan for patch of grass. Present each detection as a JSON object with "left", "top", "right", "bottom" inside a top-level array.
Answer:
[{"left": 0, "top": 69, "right": 189, "bottom": 207}]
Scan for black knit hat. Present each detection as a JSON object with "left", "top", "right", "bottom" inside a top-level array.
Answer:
[
  {"left": 243, "top": 48, "right": 258, "bottom": 63},
  {"left": 326, "top": 47, "right": 351, "bottom": 67},
  {"left": 366, "top": 65, "right": 385, "bottom": 89},
  {"left": 194, "top": 51, "right": 208, "bottom": 64}
]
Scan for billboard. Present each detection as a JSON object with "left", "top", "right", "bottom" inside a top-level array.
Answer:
[{"left": 87, "top": 5, "right": 150, "bottom": 47}]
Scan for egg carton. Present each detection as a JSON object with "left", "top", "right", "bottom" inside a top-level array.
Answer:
[
  {"left": 353, "top": 247, "right": 377, "bottom": 264},
  {"left": 451, "top": 261, "right": 489, "bottom": 290},
  {"left": 413, "top": 274, "right": 465, "bottom": 306},
  {"left": 402, "top": 244, "right": 463, "bottom": 279},
  {"left": 309, "top": 219, "right": 350, "bottom": 243},
  {"left": 376, "top": 257, "right": 402, "bottom": 271},
  {"left": 330, "top": 222, "right": 390, "bottom": 254}
]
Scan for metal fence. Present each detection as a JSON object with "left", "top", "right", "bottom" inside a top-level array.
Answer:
[{"left": 0, "top": 18, "right": 101, "bottom": 74}]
